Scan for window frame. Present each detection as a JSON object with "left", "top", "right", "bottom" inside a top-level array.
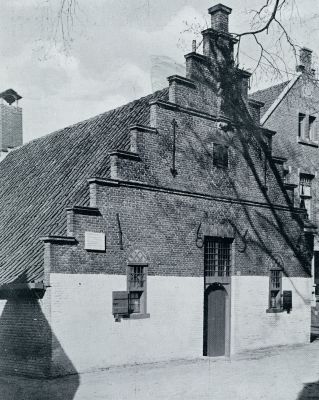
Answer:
[
  {"left": 126, "top": 264, "right": 150, "bottom": 319},
  {"left": 267, "top": 269, "right": 283, "bottom": 313},
  {"left": 299, "top": 173, "right": 313, "bottom": 220},
  {"left": 204, "top": 237, "right": 232, "bottom": 278},
  {"left": 298, "top": 112, "right": 318, "bottom": 145}
]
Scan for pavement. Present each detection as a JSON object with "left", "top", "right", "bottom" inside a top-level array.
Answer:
[{"left": 2, "top": 340, "right": 319, "bottom": 400}]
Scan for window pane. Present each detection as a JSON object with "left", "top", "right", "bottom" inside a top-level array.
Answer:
[
  {"left": 205, "top": 238, "right": 231, "bottom": 277},
  {"left": 129, "top": 292, "right": 141, "bottom": 313}
]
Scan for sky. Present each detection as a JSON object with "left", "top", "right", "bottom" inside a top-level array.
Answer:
[{"left": 1, "top": 0, "right": 319, "bottom": 143}]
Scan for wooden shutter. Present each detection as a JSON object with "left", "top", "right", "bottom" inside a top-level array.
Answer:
[
  {"left": 112, "top": 291, "right": 129, "bottom": 315},
  {"left": 282, "top": 290, "right": 292, "bottom": 312}
]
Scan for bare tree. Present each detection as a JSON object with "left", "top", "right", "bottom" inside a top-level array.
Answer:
[{"left": 179, "top": 0, "right": 315, "bottom": 84}]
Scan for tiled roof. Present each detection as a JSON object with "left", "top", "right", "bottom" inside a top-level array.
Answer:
[
  {"left": 0, "top": 89, "right": 168, "bottom": 285},
  {"left": 249, "top": 81, "right": 290, "bottom": 117}
]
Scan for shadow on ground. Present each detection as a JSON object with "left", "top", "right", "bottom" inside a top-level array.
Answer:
[
  {"left": 297, "top": 380, "right": 319, "bottom": 400},
  {"left": 0, "top": 374, "right": 80, "bottom": 400}
]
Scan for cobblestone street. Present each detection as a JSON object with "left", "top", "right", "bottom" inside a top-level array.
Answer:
[{"left": 1, "top": 340, "right": 319, "bottom": 400}]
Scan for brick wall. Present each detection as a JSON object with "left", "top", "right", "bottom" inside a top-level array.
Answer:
[
  {"left": 0, "top": 104, "right": 22, "bottom": 151},
  {"left": 0, "top": 294, "right": 51, "bottom": 377}
]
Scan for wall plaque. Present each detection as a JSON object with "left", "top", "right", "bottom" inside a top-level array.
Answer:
[{"left": 84, "top": 231, "right": 106, "bottom": 251}]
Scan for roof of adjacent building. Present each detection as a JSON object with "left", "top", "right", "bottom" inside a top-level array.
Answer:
[
  {"left": 0, "top": 88, "right": 168, "bottom": 285},
  {"left": 249, "top": 80, "right": 290, "bottom": 117}
]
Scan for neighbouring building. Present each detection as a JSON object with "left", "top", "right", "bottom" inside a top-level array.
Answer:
[
  {"left": 250, "top": 48, "right": 319, "bottom": 334},
  {"left": 0, "top": 4, "right": 316, "bottom": 378},
  {"left": 0, "top": 89, "right": 23, "bottom": 161}
]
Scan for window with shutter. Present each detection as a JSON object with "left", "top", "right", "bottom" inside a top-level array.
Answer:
[{"left": 127, "top": 265, "right": 149, "bottom": 317}]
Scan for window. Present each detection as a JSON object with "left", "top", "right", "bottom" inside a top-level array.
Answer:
[
  {"left": 204, "top": 237, "right": 231, "bottom": 277},
  {"left": 269, "top": 269, "right": 282, "bottom": 311},
  {"left": 298, "top": 113, "right": 306, "bottom": 138},
  {"left": 127, "top": 265, "right": 148, "bottom": 316},
  {"left": 309, "top": 115, "right": 317, "bottom": 140},
  {"left": 299, "top": 174, "right": 313, "bottom": 219},
  {"left": 213, "top": 143, "right": 228, "bottom": 168},
  {"left": 298, "top": 112, "right": 318, "bottom": 142}
]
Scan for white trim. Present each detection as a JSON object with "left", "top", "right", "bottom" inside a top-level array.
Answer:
[{"left": 261, "top": 74, "right": 301, "bottom": 125}]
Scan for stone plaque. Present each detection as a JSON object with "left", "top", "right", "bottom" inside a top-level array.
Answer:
[{"left": 84, "top": 231, "right": 106, "bottom": 251}]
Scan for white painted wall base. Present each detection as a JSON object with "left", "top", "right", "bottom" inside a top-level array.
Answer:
[
  {"left": 49, "top": 273, "right": 312, "bottom": 374},
  {"left": 231, "top": 276, "right": 312, "bottom": 354},
  {"left": 50, "top": 274, "right": 204, "bottom": 374}
]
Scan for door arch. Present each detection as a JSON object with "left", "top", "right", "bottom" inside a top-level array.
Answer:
[{"left": 204, "top": 283, "right": 227, "bottom": 357}]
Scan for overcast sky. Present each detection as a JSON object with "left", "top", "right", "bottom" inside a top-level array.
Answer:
[{"left": 1, "top": 0, "right": 319, "bottom": 143}]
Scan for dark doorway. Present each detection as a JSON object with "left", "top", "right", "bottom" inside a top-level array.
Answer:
[{"left": 204, "top": 284, "right": 226, "bottom": 357}]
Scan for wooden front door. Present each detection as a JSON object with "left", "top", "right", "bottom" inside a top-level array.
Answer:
[{"left": 204, "top": 285, "right": 226, "bottom": 356}]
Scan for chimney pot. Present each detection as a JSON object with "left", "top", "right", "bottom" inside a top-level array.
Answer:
[{"left": 208, "top": 3, "right": 232, "bottom": 33}]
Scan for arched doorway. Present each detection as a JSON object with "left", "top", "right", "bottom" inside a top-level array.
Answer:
[{"left": 204, "top": 283, "right": 227, "bottom": 357}]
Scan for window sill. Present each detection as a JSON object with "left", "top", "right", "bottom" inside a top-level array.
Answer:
[
  {"left": 123, "top": 313, "right": 150, "bottom": 320},
  {"left": 266, "top": 308, "right": 284, "bottom": 313},
  {"left": 298, "top": 138, "right": 319, "bottom": 148}
]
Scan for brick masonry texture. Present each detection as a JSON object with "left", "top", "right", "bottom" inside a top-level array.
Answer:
[
  {"left": 0, "top": 3, "right": 316, "bottom": 376},
  {"left": 0, "top": 104, "right": 22, "bottom": 151}
]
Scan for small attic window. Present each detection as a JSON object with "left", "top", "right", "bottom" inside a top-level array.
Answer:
[{"left": 213, "top": 143, "right": 228, "bottom": 168}]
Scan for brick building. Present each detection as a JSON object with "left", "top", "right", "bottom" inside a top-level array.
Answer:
[
  {"left": 250, "top": 47, "right": 319, "bottom": 333},
  {"left": 0, "top": 4, "right": 316, "bottom": 378}
]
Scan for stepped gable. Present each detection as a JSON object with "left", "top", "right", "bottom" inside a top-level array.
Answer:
[
  {"left": 0, "top": 88, "right": 168, "bottom": 285},
  {"left": 250, "top": 81, "right": 290, "bottom": 117}
]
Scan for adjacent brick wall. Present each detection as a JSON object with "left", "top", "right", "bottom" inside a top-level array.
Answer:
[
  {"left": 0, "top": 294, "right": 51, "bottom": 377},
  {"left": 0, "top": 104, "right": 22, "bottom": 151}
]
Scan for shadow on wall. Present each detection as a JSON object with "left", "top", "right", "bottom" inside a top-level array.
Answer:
[{"left": 0, "top": 296, "right": 79, "bottom": 399}]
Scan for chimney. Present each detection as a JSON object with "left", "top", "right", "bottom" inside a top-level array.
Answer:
[
  {"left": 297, "top": 47, "right": 313, "bottom": 73},
  {"left": 208, "top": 3, "right": 232, "bottom": 33},
  {"left": 0, "top": 89, "right": 23, "bottom": 161},
  {"left": 202, "top": 4, "right": 237, "bottom": 64}
]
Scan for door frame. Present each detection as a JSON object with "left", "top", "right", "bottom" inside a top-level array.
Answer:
[{"left": 203, "top": 282, "right": 231, "bottom": 357}]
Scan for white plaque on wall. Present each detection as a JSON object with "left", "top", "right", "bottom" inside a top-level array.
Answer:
[{"left": 84, "top": 231, "right": 106, "bottom": 251}]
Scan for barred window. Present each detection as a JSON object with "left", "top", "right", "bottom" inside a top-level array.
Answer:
[
  {"left": 204, "top": 238, "right": 231, "bottom": 277},
  {"left": 127, "top": 265, "right": 147, "bottom": 315},
  {"left": 269, "top": 269, "right": 282, "bottom": 310}
]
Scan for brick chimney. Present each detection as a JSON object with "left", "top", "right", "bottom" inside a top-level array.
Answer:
[
  {"left": 0, "top": 89, "right": 23, "bottom": 161},
  {"left": 297, "top": 47, "right": 313, "bottom": 73},
  {"left": 202, "top": 4, "right": 237, "bottom": 65},
  {"left": 208, "top": 3, "right": 232, "bottom": 33}
]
